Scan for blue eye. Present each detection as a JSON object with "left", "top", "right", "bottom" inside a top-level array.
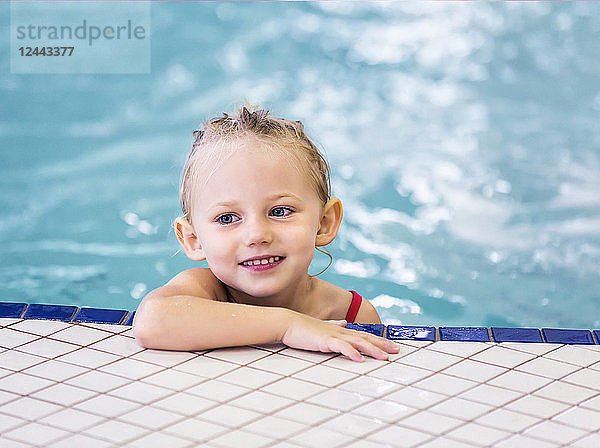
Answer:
[
  {"left": 271, "top": 206, "right": 293, "bottom": 217},
  {"left": 216, "top": 214, "right": 239, "bottom": 225}
]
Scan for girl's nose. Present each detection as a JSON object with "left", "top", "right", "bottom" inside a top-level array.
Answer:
[{"left": 245, "top": 216, "right": 273, "bottom": 246}]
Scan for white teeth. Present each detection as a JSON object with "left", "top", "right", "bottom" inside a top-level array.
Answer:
[{"left": 242, "top": 257, "right": 282, "bottom": 266}]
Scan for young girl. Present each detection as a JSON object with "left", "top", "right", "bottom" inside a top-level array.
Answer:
[{"left": 133, "top": 105, "right": 401, "bottom": 362}]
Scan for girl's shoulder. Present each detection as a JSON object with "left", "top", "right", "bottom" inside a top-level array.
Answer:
[
  {"left": 309, "top": 279, "right": 352, "bottom": 319},
  {"left": 160, "top": 267, "right": 228, "bottom": 302},
  {"left": 312, "top": 279, "right": 380, "bottom": 323}
]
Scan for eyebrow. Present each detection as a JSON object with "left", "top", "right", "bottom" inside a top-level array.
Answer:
[{"left": 208, "top": 193, "right": 302, "bottom": 210}]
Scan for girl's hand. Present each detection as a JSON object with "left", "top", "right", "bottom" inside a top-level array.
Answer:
[{"left": 280, "top": 313, "right": 401, "bottom": 362}]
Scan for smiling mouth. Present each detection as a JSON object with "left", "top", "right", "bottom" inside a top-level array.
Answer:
[{"left": 240, "top": 256, "right": 284, "bottom": 266}]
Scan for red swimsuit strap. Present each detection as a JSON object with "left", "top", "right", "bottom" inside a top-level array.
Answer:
[{"left": 345, "top": 290, "right": 363, "bottom": 323}]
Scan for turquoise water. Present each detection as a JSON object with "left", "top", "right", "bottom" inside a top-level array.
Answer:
[{"left": 1, "top": 2, "right": 599, "bottom": 329}]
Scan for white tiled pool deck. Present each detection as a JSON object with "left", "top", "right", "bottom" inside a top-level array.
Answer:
[{"left": 1, "top": 317, "right": 600, "bottom": 448}]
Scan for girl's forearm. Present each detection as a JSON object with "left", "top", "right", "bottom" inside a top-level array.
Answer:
[{"left": 132, "top": 294, "right": 294, "bottom": 351}]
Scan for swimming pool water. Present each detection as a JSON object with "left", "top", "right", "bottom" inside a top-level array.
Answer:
[{"left": 1, "top": 2, "right": 599, "bottom": 329}]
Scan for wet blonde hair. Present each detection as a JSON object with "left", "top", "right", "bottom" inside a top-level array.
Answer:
[{"left": 179, "top": 104, "right": 332, "bottom": 226}]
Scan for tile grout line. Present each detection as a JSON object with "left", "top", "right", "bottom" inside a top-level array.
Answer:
[
  {"left": 3, "top": 330, "right": 333, "bottom": 447},
  {"left": 190, "top": 345, "right": 429, "bottom": 446},
  {"left": 338, "top": 343, "right": 508, "bottom": 447},
  {"left": 17, "top": 332, "right": 600, "bottom": 448},
  {"left": 409, "top": 343, "right": 600, "bottom": 448},
  {"left": 337, "top": 341, "right": 600, "bottom": 448},
  {"left": 2, "top": 344, "right": 596, "bottom": 443},
  {"left": 353, "top": 342, "right": 539, "bottom": 446},
  {"left": 1, "top": 358, "right": 226, "bottom": 446},
  {"left": 167, "top": 340, "right": 600, "bottom": 448},
  {"left": 561, "top": 427, "right": 600, "bottom": 448},
  {"left": 106, "top": 348, "right": 347, "bottom": 446},
  {"left": 268, "top": 341, "right": 492, "bottom": 447},
  {"left": 2, "top": 316, "right": 600, "bottom": 447},
  {"left": 143, "top": 343, "right": 429, "bottom": 446},
  {"left": 0, "top": 322, "right": 235, "bottom": 446}
]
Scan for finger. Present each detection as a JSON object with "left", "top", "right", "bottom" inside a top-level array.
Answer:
[
  {"left": 346, "top": 329, "right": 402, "bottom": 352},
  {"left": 368, "top": 335, "right": 402, "bottom": 353},
  {"left": 343, "top": 329, "right": 402, "bottom": 354},
  {"left": 346, "top": 332, "right": 403, "bottom": 360},
  {"left": 328, "top": 338, "right": 364, "bottom": 362},
  {"left": 349, "top": 337, "right": 391, "bottom": 361}
]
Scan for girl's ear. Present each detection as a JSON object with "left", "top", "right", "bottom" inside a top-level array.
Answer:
[
  {"left": 174, "top": 217, "right": 206, "bottom": 261},
  {"left": 315, "top": 198, "right": 343, "bottom": 246}
]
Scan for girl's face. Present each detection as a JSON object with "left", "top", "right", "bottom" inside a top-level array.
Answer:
[{"left": 190, "top": 140, "right": 325, "bottom": 298}]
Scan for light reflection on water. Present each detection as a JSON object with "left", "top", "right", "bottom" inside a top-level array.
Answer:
[{"left": 0, "top": 2, "right": 598, "bottom": 328}]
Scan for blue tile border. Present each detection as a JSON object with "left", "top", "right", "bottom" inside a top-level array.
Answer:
[
  {"left": 491, "top": 327, "right": 543, "bottom": 343},
  {"left": 0, "top": 301, "right": 599, "bottom": 346},
  {"left": 22, "top": 304, "right": 78, "bottom": 322},
  {"left": 0, "top": 301, "right": 134, "bottom": 326},
  {"left": 0, "top": 302, "right": 28, "bottom": 318},
  {"left": 73, "top": 307, "right": 129, "bottom": 325},
  {"left": 439, "top": 326, "right": 490, "bottom": 342},
  {"left": 542, "top": 328, "right": 595, "bottom": 345},
  {"left": 346, "top": 323, "right": 385, "bottom": 337},
  {"left": 386, "top": 325, "right": 436, "bottom": 341}
]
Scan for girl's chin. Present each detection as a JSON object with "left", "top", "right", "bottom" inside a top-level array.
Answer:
[
  {"left": 241, "top": 285, "right": 285, "bottom": 299},
  {"left": 242, "top": 278, "right": 305, "bottom": 298}
]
